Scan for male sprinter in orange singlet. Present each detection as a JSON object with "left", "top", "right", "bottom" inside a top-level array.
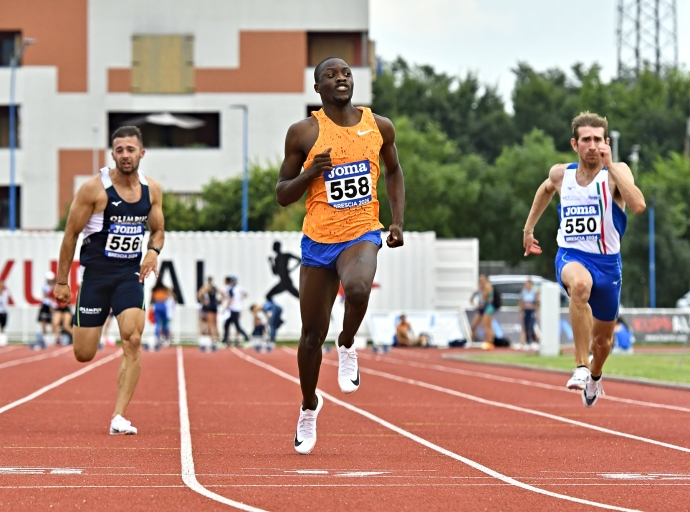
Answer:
[{"left": 276, "top": 57, "right": 405, "bottom": 454}]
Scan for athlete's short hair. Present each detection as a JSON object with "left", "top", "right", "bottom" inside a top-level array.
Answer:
[
  {"left": 111, "top": 125, "right": 144, "bottom": 148},
  {"left": 314, "top": 56, "right": 345, "bottom": 83},
  {"left": 571, "top": 112, "right": 608, "bottom": 140}
]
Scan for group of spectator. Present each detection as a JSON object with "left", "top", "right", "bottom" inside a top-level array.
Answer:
[{"left": 196, "top": 276, "right": 283, "bottom": 348}]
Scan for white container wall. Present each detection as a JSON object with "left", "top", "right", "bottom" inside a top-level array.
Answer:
[{"left": 0, "top": 231, "right": 477, "bottom": 342}]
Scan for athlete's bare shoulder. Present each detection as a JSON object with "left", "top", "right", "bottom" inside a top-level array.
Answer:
[
  {"left": 285, "top": 117, "right": 319, "bottom": 155},
  {"left": 76, "top": 173, "right": 107, "bottom": 205},
  {"left": 548, "top": 163, "right": 569, "bottom": 192},
  {"left": 372, "top": 113, "right": 395, "bottom": 143},
  {"left": 145, "top": 175, "right": 163, "bottom": 203}
]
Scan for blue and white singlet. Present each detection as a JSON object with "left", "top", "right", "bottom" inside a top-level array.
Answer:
[{"left": 556, "top": 163, "right": 627, "bottom": 255}]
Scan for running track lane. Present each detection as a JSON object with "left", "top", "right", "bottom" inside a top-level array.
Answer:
[
  {"left": 182, "top": 347, "right": 639, "bottom": 511},
  {"left": 383, "top": 348, "right": 690, "bottom": 409},
  {"left": 0, "top": 348, "right": 215, "bottom": 510},
  {"left": 311, "top": 348, "right": 690, "bottom": 511}
]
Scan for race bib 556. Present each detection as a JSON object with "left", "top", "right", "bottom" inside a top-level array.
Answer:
[{"left": 105, "top": 223, "right": 145, "bottom": 259}]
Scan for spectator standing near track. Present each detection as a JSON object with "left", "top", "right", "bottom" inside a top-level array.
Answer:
[
  {"left": 223, "top": 276, "right": 249, "bottom": 346},
  {"left": 523, "top": 112, "right": 645, "bottom": 406},
  {"left": 151, "top": 283, "right": 172, "bottom": 346},
  {"left": 469, "top": 282, "right": 486, "bottom": 341},
  {"left": 198, "top": 277, "right": 220, "bottom": 343},
  {"left": 38, "top": 272, "right": 57, "bottom": 343},
  {"left": 54, "top": 125, "right": 165, "bottom": 435},
  {"left": 518, "top": 279, "right": 539, "bottom": 349},
  {"left": 479, "top": 274, "right": 496, "bottom": 350},
  {"left": 0, "top": 280, "right": 11, "bottom": 335},
  {"left": 276, "top": 57, "right": 405, "bottom": 454}
]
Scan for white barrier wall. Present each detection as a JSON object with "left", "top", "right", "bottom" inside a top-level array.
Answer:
[{"left": 0, "top": 231, "right": 478, "bottom": 342}]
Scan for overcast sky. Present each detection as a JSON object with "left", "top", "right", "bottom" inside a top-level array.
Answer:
[{"left": 370, "top": 0, "right": 690, "bottom": 106}]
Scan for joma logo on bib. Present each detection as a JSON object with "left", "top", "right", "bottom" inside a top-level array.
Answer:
[
  {"left": 324, "top": 160, "right": 373, "bottom": 209},
  {"left": 563, "top": 205, "right": 599, "bottom": 217}
]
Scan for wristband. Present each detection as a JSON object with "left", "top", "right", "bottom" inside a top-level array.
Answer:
[
  {"left": 56, "top": 282, "right": 68, "bottom": 286},
  {"left": 148, "top": 247, "right": 161, "bottom": 255}
]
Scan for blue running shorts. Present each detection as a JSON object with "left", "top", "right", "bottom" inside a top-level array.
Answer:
[
  {"left": 74, "top": 268, "right": 145, "bottom": 327},
  {"left": 301, "top": 229, "right": 383, "bottom": 272},
  {"left": 555, "top": 247, "right": 622, "bottom": 322}
]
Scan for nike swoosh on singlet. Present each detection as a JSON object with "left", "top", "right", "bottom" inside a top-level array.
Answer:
[
  {"left": 357, "top": 129, "right": 373, "bottom": 136},
  {"left": 111, "top": 201, "right": 122, "bottom": 206}
]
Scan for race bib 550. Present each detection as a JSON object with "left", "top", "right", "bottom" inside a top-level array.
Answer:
[{"left": 561, "top": 204, "right": 601, "bottom": 242}]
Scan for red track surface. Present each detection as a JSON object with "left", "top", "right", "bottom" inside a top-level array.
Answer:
[{"left": 0, "top": 345, "right": 688, "bottom": 511}]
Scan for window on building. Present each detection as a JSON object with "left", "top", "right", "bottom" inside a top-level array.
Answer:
[
  {"left": 131, "top": 35, "right": 195, "bottom": 94},
  {"left": 0, "top": 32, "right": 20, "bottom": 67},
  {"left": 306, "top": 105, "right": 322, "bottom": 118},
  {"left": 108, "top": 112, "right": 219, "bottom": 148},
  {"left": 0, "top": 106, "right": 20, "bottom": 148},
  {"left": 307, "top": 32, "right": 367, "bottom": 67},
  {"left": 0, "top": 186, "right": 21, "bottom": 229}
]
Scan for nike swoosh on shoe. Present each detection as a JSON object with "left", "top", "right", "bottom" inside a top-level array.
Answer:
[
  {"left": 294, "top": 433, "right": 303, "bottom": 447},
  {"left": 351, "top": 370, "right": 360, "bottom": 386}
]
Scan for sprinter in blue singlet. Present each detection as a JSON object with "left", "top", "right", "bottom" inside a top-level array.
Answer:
[
  {"left": 522, "top": 112, "right": 646, "bottom": 407},
  {"left": 54, "top": 126, "right": 165, "bottom": 435}
]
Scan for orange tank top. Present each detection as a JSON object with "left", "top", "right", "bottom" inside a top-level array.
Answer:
[{"left": 302, "top": 107, "right": 384, "bottom": 243}]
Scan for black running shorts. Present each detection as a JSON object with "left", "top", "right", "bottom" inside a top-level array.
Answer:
[
  {"left": 38, "top": 304, "right": 52, "bottom": 323},
  {"left": 74, "top": 268, "right": 144, "bottom": 328}
]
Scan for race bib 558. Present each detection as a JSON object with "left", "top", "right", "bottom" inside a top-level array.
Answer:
[{"left": 324, "top": 160, "right": 373, "bottom": 209}]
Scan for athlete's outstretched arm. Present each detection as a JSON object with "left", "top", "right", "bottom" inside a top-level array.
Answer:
[
  {"left": 141, "top": 178, "right": 164, "bottom": 282},
  {"left": 523, "top": 165, "right": 562, "bottom": 257},
  {"left": 375, "top": 115, "right": 405, "bottom": 248},
  {"left": 54, "top": 179, "right": 101, "bottom": 305},
  {"left": 276, "top": 121, "right": 330, "bottom": 207}
]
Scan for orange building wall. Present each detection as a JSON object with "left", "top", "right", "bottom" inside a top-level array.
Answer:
[
  {"left": 58, "top": 149, "right": 105, "bottom": 218},
  {"left": 0, "top": 0, "right": 88, "bottom": 92},
  {"left": 108, "top": 31, "right": 306, "bottom": 93}
]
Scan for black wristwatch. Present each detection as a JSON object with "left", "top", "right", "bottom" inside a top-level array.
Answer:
[{"left": 148, "top": 246, "right": 161, "bottom": 255}]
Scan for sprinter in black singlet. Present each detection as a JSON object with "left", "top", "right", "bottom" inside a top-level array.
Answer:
[{"left": 54, "top": 126, "right": 164, "bottom": 435}]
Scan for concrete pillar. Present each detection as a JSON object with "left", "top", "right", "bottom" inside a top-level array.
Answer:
[{"left": 540, "top": 282, "right": 561, "bottom": 356}]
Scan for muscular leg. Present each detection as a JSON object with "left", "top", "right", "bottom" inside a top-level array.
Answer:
[
  {"left": 590, "top": 319, "right": 616, "bottom": 377},
  {"left": 561, "top": 262, "right": 594, "bottom": 368},
  {"left": 73, "top": 325, "right": 104, "bottom": 362},
  {"left": 298, "top": 266, "right": 340, "bottom": 410},
  {"left": 335, "top": 242, "right": 380, "bottom": 349},
  {"left": 113, "top": 308, "right": 144, "bottom": 418}
]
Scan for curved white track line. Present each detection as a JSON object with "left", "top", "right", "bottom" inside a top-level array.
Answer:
[
  {"left": 0, "top": 346, "right": 72, "bottom": 370},
  {"left": 358, "top": 352, "right": 690, "bottom": 414},
  {"left": 232, "top": 348, "right": 641, "bottom": 512},
  {"left": 0, "top": 349, "right": 122, "bottom": 415},
  {"left": 176, "top": 347, "right": 268, "bottom": 512}
]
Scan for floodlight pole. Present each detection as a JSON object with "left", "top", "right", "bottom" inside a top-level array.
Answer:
[
  {"left": 8, "top": 38, "right": 36, "bottom": 231},
  {"left": 230, "top": 105, "right": 249, "bottom": 232}
]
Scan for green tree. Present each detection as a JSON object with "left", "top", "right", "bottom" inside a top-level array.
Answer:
[
  {"left": 376, "top": 117, "right": 482, "bottom": 237},
  {"left": 373, "top": 58, "right": 515, "bottom": 162}
]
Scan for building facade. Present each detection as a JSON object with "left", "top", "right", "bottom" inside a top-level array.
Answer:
[{"left": 0, "top": 0, "right": 373, "bottom": 229}]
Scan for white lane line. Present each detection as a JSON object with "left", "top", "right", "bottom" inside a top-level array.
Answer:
[
  {"left": 0, "top": 346, "right": 72, "bottom": 370},
  {"left": 0, "top": 346, "right": 21, "bottom": 354},
  {"left": 232, "top": 349, "right": 640, "bottom": 512},
  {"left": 316, "top": 356, "right": 690, "bottom": 454},
  {"left": 176, "top": 347, "right": 268, "bottom": 512},
  {"left": 0, "top": 350, "right": 122, "bottom": 415},
  {"left": 356, "top": 352, "right": 690, "bottom": 414}
]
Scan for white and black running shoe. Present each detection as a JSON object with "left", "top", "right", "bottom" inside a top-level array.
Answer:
[
  {"left": 337, "top": 341, "right": 360, "bottom": 394},
  {"left": 566, "top": 366, "right": 591, "bottom": 390},
  {"left": 110, "top": 414, "right": 138, "bottom": 435},
  {"left": 294, "top": 393, "right": 323, "bottom": 455},
  {"left": 583, "top": 376, "right": 604, "bottom": 407}
]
